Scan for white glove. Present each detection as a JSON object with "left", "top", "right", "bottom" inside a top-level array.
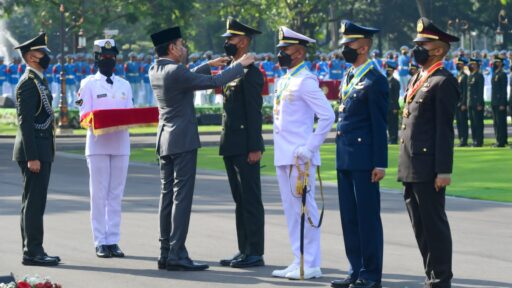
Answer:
[{"left": 294, "top": 146, "right": 313, "bottom": 163}]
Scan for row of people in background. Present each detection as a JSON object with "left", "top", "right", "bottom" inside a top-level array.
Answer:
[
  {"left": 2, "top": 46, "right": 512, "bottom": 109},
  {"left": 0, "top": 52, "right": 155, "bottom": 108}
]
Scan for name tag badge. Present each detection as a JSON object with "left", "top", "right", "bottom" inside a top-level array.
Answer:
[{"left": 97, "top": 93, "right": 107, "bottom": 99}]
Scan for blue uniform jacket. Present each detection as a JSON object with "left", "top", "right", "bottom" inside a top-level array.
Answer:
[
  {"left": 8, "top": 63, "right": 20, "bottom": 85},
  {"left": 316, "top": 61, "right": 329, "bottom": 78},
  {"left": 44, "top": 64, "right": 53, "bottom": 84},
  {"left": 398, "top": 55, "right": 410, "bottom": 77},
  {"left": 114, "top": 63, "right": 125, "bottom": 78},
  {"left": 125, "top": 61, "right": 141, "bottom": 83},
  {"left": 142, "top": 63, "right": 151, "bottom": 84},
  {"left": 0, "top": 64, "right": 7, "bottom": 85},
  {"left": 336, "top": 67, "right": 389, "bottom": 170},
  {"left": 329, "top": 59, "right": 344, "bottom": 80},
  {"left": 64, "top": 63, "right": 76, "bottom": 85}
]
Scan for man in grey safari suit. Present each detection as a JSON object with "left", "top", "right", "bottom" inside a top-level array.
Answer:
[{"left": 148, "top": 26, "right": 255, "bottom": 271}]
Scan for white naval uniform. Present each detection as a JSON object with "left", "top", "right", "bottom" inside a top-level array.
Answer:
[
  {"left": 273, "top": 66, "right": 335, "bottom": 269},
  {"left": 78, "top": 72, "right": 133, "bottom": 247}
]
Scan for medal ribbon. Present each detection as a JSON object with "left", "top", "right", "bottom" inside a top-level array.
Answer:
[
  {"left": 405, "top": 61, "right": 444, "bottom": 103},
  {"left": 274, "top": 62, "right": 307, "bottom": 109},
  {"left": 340, "top": 60, "right": 373, "bottom": 100}
]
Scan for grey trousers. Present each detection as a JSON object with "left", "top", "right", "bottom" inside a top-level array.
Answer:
[{"left": 158, "top": 149, "right": 197, "bottom": 261}]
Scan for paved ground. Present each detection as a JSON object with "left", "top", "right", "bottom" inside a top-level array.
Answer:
[{"left": 0, "top": 138, "right": 511, "bottom": 288}]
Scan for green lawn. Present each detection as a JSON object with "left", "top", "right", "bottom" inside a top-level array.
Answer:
[{"left": 127, "top": 143, "right": 512, "bottom": 203}]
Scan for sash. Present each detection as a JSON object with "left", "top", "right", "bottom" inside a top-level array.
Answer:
[
  {"left": 274, "top": 62, "right": 307, "bottom": 111},
  {"left": 405, "top": 61, "right": 444, "bottom": 103},
  {"left": 340, "top": 60, "right": 373, "bottom": 100}
]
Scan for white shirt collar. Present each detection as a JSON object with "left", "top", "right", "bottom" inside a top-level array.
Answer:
[{"left": 94, "top": 72, "right": 116, "bottom": 82}]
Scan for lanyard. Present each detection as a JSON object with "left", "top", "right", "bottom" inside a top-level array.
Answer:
[
  {"left": 340, "top": 60, "right": 373, "bottom": 100},
  {"left": 274, "top": 62, "right": 307, "bottom": 106},
  {"left": 405, "top": 61, "right": 443, "bottom": 103}
]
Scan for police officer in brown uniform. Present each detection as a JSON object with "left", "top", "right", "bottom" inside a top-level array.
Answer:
[{"left": 398, "top": 18, "right": 460, "bottom": 288}]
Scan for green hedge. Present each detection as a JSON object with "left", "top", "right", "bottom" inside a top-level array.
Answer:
[{"left": 0, "top": 108, "right": 81, "bottom": 128}]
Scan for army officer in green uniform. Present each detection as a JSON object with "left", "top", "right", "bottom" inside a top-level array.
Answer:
[
  {"left": 467, "top": 58, "right": 485, "bottom": 147},
  {"left": 491, "top": 54, "right": 509, "bottom": 147},
  {"left": 218, "top": 18, "right": 265, "bottom": 268},
  {"left": 12, "top": 33, "right": 60, "bottom": 266}
]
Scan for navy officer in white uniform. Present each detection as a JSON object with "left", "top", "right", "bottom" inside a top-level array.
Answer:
[
  {"left": 77, "top": 39, "right": 133, "bottom": 258},
  {"left": 272, "top": 26, "right": 335, "bottom": 280}
]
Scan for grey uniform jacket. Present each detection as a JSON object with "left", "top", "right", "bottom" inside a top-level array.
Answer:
[{"left": 149, "top": 58, "right": 244, "bottom": 156}]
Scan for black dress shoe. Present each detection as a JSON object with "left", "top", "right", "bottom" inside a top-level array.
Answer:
[
  {"left": 220, "top": 252, "right": 244, "bottom": 267},
  {"left": 166, "top": 258, "right": 209, "bottom": 271},
  {"left": 158, "top": 249, "right": 169, "bottom": 270},
  {"left": 108, "top": 244, "right": 125, "bottom": 257},
  {"left": 96, "top": 245, "right": 112, "bottom": 258},
  {"left": 457, "top": 143, "right": 468, "bottom": 147},
  {"left": 349, "top": 279, "right": 382, "bottom": 288},
  {"left": 43, "top": 253, "right": 61, "bottom": 262},
  {"left": 230, "top": 255, "right": 264, "bottom": 268},
  {"left": 331, "top": 277, "right": 356, "bottom": 288},
  {"left": 22, "top": 255, "right": 59, "bottom": 266}
]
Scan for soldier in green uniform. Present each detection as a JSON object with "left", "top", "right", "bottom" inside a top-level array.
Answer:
[
  {"left": 385, "top": 60, "right": 400, "bottom": 144},
  {"left": 455, "top": 56, "right": 469, "bottom": 146},
  {"left": 467, "top": 58, "right": 485, "bottom": 147},
  {"left": 12, "top": 33, "right": 60, "bottom": 266},
  {"left": 218, "top": 18, "right": 266, "bottom": 268},
  {"left": 491, "top": 54, "right": 509, "bottom": 147}
]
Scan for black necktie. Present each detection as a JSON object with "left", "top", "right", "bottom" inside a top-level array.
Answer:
[{"left": 106, "top": 76, "right": 113, "bottom": 85}]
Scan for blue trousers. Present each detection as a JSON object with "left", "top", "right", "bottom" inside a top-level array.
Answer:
[{"left": 337, "top": 170, "right": 383, "bottom": 282}]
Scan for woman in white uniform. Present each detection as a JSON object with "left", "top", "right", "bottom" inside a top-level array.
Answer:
[{"left": 77, "top": 39, "right": 133, "bottom": 258}]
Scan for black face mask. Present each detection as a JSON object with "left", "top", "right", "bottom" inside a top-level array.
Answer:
[
  {"left": 386, "top": 70, "right": 394, "bottom": 78},
  {"left": 38, "top": 53, "right": 51, "bottom": 70},
  {"left": 411, "top": 45, "right": 431, "bottom": 66},
  {"left": 456, "top": 65, "right": 463, "bottom": 71},
  {"left": 341, "top": 45, "right": 358, "bottom": 64},
  {"left": 277, "top": 50, "right": 292, "bottom": 68},
  {"left": 97, "top": 58, "right": 116, "bottom": 77},
  {"left": 224, "top": 42, "right": 238, "bottom": 57}
]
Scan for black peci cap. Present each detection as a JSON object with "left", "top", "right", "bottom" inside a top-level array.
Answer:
[{"left": 151, "top": 26, "right": 182, "bottom": 47}]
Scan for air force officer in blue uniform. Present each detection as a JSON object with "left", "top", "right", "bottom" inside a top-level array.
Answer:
[{"left": 332, "top": 21, "right": 388, "bottom": 288}]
